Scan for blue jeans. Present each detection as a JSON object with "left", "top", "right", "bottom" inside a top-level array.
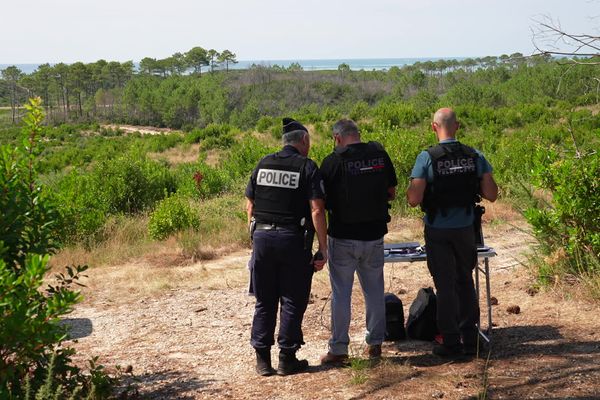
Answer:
[{"left": 327, "top": 236, "right": 386, "bottom": 355}]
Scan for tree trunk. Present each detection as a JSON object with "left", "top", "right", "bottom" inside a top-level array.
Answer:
[
  {"left": 64, "top": 88, "right": 69, "bottom": 121},
  {"left": 11, "top": 94, "right": 16, "bottom": 124}
]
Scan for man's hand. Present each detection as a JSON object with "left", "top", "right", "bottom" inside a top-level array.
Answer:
[{"left": 313, "top": 248, "right": 327, "bottom": 271}]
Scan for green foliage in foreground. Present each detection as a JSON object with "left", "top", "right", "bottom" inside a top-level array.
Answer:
[
  {"left": 0, "top": 99, "right": 59, "bottom": 269},
  {"left": 526, "top": 152, "right": 600, "bottom": 281},
  {"left": 0, "top": 99, "right": 122, "bottom": 398}
]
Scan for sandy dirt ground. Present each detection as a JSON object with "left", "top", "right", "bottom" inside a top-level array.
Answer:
[
  {"left": 64, "top": 218, "right": 600, "bottom": 399},
  {"left": 102, "top": 124, "right": 178, "bottom": 136}
]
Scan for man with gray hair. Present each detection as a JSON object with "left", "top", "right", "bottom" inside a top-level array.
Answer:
[
  {"left": 319, "top": 118, "right": 397, "bottom": 365},
  {"left": 246, "top": 117, "right": 328, "bottom": 376}
]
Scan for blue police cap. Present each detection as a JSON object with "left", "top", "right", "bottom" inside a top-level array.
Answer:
[{"left": 282, "top": 117, "right": 308, "bottom": 135}]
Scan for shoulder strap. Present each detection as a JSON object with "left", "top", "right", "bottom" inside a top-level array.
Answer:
[
  {"left": 367, "top": 141, "right": 385, "bottom": 152},
  {"left": 426, "top": 144, "right": 446, "bottom": 160},
  {"left": 457, "top": 142, "right": 478, "bottom": 158}
]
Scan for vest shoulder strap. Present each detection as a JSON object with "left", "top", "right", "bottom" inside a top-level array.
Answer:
[
  {"left": 427, "top": 144, "right": 446, "bottom": 160},
  {"left": 367, "top": 141, "right": 385, "bottom": 152},
  {"left": 426, "top": 142, "right": 478, "bottom": 160}
]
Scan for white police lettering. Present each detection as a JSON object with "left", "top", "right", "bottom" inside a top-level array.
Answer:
[
  {"left": 256, "top": 168, "right": 300, "bottom": 189},
  {"left": 436, "top": 158, "right": 475, "bottom": 175},
  {"left": 345, "top": 157, "right": 385, "bottom": 175}
]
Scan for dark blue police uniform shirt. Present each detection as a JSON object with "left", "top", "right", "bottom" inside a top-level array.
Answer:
[
  {"left": 410, "top": 138, "right": 493, "bottom": 229},
  {"left": 245, "top": 145, "right": 325, "bottom": 201}
]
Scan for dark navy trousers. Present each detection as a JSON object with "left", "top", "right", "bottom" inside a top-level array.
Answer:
[
  {"left": 424, "top": 225, "right": 479, "bottom": 347},
  {"left": 250, "top": 229, "right": 313, "bottom": 352}
]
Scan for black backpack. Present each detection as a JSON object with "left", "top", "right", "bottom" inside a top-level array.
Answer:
[
  {"left": 406, "top": 287, "right": 438, "bottom": 341},
  {"left": 384, "top": 293, "right": 406, "bottom": 341}
]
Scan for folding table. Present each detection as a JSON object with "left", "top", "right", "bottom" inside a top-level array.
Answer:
[{"left": 383, "top": 242, "right": 496, "bottom": 343}]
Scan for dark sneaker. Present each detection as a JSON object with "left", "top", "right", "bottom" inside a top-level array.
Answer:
[
  {"left": 432, "top": 343, "right": 463, "bottom": 358},
  {"left": 320, "top": 352, "right": 349, "bottom": 366},
  {"left": 255, "top": 349, "right": 275, "bottom": 376},
  {"left": 365, "top": 344, "right": 382, "bottom": 359},
  {"left": 277, "top": 352, "right": 309, "bottom": 376}
]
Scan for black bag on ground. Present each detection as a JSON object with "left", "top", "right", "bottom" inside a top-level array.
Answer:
[
  {"left": 384, "top": 292, "right": 406, "bottom": 341},
  {"left": 406, "top": 287, "right": 438, "bottom": 341}
]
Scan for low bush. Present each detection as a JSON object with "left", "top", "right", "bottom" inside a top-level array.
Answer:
[
  {"left": 0, "top": 98, "right": 122, "bottom": 398},
  {"left": 148, "top": 194, "right": 200, "bottom": 240},
  {"left": 0, "top": 99, "right": 59, "bottom": 269},
  {"left": 525, "top": 152, "right": 600, "bottom": 281}
]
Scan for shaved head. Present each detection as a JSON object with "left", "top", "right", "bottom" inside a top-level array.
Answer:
[
  {"left": 431, "top": 107, "right": 459, "bottom": 140},
  {"left": 433, "top": 108, "right": 457, "bottom": 129}
]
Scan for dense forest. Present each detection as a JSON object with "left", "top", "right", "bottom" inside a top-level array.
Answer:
[
  {"left": 2, "top": 50, "right": 599, "bottom": 130},
  {"left": 1, "top": 49, "right": 599, "bottom": 397}
]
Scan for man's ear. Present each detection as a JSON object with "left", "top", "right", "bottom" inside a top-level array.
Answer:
[{"left": 431, "top": 122, "right": 437, "bottom": 132}]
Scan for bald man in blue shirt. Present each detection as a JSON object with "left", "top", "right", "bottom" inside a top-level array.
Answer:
[{"left": 407, "top": 108, "right": 498, "bottom": 357}]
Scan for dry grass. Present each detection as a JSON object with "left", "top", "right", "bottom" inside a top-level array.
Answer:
[
  {"left": 50, "top": 215, "right": 155, "bottom": 269},
  {"left": 574, "top": 104, "right": 600, "bottom": 115},
  {"left": 51, "top": 191, "right": 249, "bottom": 271},
  {"left": 481, "top": 199, "right": 523, "bottom": 225},
  {"left": 204, "top": 148, "right": 222, "bottom": 167},
  {"left": 386, "top": 217, "right": 423, "bottom": 243},
  {"left": 77, "top": 247, "right": 252, "bottom": 302},
  {"left": 148, "top": 143, "right": 201, "bottom": 165}
]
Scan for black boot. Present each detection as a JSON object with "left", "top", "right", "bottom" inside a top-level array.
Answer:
[
  {"left": 255, "top": 348, "right": 275, "bottom": 376},
  {"left": 277, "top": 350, "right": 308, "bottom": 376}
]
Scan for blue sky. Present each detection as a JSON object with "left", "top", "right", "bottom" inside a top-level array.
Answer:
[{"left": 1, "top": 0, "right": 598, "bottom": 63}]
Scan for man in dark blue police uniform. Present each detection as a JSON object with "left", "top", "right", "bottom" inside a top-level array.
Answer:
[
  {"left": 319, "top": 119, "right": 397, "bottom": 365},
  {"left": 246, "top": 118, "right": 328, "bottom": 376},
  {"left": 407, "top": 108, "right": 498, "bottom": 357}
]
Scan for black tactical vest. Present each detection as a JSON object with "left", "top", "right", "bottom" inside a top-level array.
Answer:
[
  {"left": 330, "top": 142, "right": 390, "bottom": 224},
  {"left": 252, "top": 151, "right": 310, "bottom": 226},
  {"left": 422, "top": 142, "right": 480, "bottom": 222}
]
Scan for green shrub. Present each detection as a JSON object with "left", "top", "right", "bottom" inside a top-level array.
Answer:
[
  {"left": 373, "top": 102, "right": 421, "bottom": 127},
  {"left": 148, "top": 194, "right": 200, "bottom": 240},
  {"left": 349, "top": 101, "right": 370, "bottom": 121},
  {"left": 0, "top": 256, "right": 89, "bottom": 397},
  {"left": 52, "top": 170, "right": 109, "bottom": 246},
  {"left": 0, "top": 98, "right": 119, "bottom": 399},
  {"left": 255, "top": 116, "right": 275, "bottom": 132},
  {"left": 184, "top": 123, "right": 234, "bottom": 147},
  {"left": 174, "top": 162, "right": 233, "bottom": 199},
  {"left": 185, "top": 128, "right": 204, "bottom": 144},
  {"left": 220, "top": 135, "right": 276, "bottom": 180},
  {"left": 89, "top": 154, "right": 175, "bottom": 215},
  {"left": 525, "top": 152, "right": 600, "bottom": 278},
  {"left": 0, "top": 98, "right": 59, "bottom": 269},
  {"left": 52, "top": 153, "right": 176, "bottom": 246},
  {"left": 201, "top": 132, "right": 235, "bottom": 150}
]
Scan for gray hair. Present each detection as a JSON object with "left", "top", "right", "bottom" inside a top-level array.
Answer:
[
  {"left": 332, "top": 118, "right": 360, "bottom": 138},
  {"left": 282, "top": 129, "right": 307, "bottom": 145}
]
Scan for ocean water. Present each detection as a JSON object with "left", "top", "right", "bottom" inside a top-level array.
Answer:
[
  {"left": 230, "top": 57, "right": 465, "bottom": 71},
  {"left": 1, "top": 57, "right": 465, "bottom": 74}
]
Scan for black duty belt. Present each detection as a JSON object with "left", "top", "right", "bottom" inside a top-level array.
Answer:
[{"left": 255, "top": 223, "right": 302, "bottom": 232}]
